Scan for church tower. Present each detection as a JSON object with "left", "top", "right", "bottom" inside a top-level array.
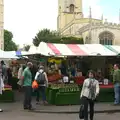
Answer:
[
  {"left": 0, "top": 0, "right": 4, "bottom": 50},
  {"left": 57, "top": 0, "right": 83, "bottom": 32}
]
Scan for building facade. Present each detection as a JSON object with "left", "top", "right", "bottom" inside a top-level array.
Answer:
[
  {"left": 0, "top": 0, "right": 4, "bottom": 50},
  {"left": 57, "top": 0, "right": 120, "bottom": 45}
]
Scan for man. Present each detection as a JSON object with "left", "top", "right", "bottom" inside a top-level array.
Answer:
[
  {"left": 113, "top": 64, "right": 120, "bottom": 105},
  {"left": 22, "top": 62, "right": 33, "bottom": 110},
  {"left": 34, "top": 65, "right": 48, "bottom": 104}
]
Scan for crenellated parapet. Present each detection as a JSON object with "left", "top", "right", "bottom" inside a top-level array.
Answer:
[{"left": 78, "top": 21, "right": 120, "bottom": 34}]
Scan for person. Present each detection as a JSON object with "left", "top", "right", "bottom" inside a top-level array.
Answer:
[
  {"left": 17, "top": 65, "right": 26, "bottom": 91},
  {"left": 80, "top": 70, "right": 99, "bottom": 120},
  {"left": 34, "top": 65, "right": 48, "bottom": 105},
  {"left": 113, "top": 64, "right": 120, "bottom": 105},
  {"left": 76, "top": 69, "right": 82, "bottom": 77},
  {"left": 0, "top": 63, "right": 4, "bottom": 112},
  {"left": 22, "top": 62, "right": 33, "bottom": 110},
  {"left": 1, "top": 61, "right": 7, "bottom": 83},
  {"left": 7, "top": 67, "right": 12, "bottom": 85}
]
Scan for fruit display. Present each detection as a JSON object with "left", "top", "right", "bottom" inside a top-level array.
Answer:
[
  {"left": 58, "top": 84, "right": 80, "bottom": 93},
  {"left": 48, "top": 74, "right": 62, "bottom": 82},
  {"left": 49, "top": 84, "right": 80, "bottom": 92}
]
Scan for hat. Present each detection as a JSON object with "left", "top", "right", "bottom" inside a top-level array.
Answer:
[{"left": 39, "top": 65, "right": 44, "bottom": 69}]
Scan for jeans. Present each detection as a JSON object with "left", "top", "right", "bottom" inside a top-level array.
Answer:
[
  {"left": 23, "top": 86, "right": 32, "bottom": 109},
  {"left": 36, "top": 86, "right": 46, "bottom": 102},
  {"left": 114, "top": 83, "right": 120, "bottom": 104},
  {"left": 82, "top": 96, "right": 94, "bottom": 120}
]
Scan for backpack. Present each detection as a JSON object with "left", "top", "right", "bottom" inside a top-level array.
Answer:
[{"left": 37, "top": 71, "right": 46, "bottom": 85}]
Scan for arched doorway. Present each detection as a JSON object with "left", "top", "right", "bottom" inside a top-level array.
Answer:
[{"left": 99, "top": 31, "right": 114, "bottom": 45}]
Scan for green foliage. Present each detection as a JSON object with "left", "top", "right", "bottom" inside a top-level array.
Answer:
[
  {"left": 33, "top": 29, "right": 61, "bottom": 46},
  {"left": 4, "top": 30, "right": 18, "bottom": 51},
  {"left": 23, "top": 45, "right": 30, "bottom": 51},
  {"left": 62, "top": 37, "right": 84, "bottom": 44},
  {"left": 33, "top": 29, "right": 84, "bottom": 46}
]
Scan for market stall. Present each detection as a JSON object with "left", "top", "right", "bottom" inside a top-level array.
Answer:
[
  {"left": 46, "top": 83, "right": 114, "bottom": 105},
  {"left": 36, "top": 43, "right": 117, "bottom": 105}
]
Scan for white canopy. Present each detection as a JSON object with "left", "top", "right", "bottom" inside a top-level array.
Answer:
[{"left": 0, "top": 51, "right": 18, "bottom": 59}]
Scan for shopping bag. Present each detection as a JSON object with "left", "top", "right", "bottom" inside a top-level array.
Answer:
[
  {"left": 32, "top": 80, "right": 38, "bottom": 89},
  {"left": 79, "top": 104, "right": 84, "bottom": 119}
]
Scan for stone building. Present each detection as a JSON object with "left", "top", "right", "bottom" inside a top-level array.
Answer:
[
  {"left": 0, "top": 0, "right": 4, "bottom": 50},
  {"left": 57, "top": 0, "right": 120, "bottom": 45}
]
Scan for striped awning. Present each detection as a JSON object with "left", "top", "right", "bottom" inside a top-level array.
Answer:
[
  {"left": 85, "top": 44, "right": 116, "bottom": 56},
  {"left": 47, "top": 43, "right": 88, "bottom": 56},
  {"left": 105, "top": 45, "right": 120, "bottom": 55},
  {"left": 38, "top": 42, "right": 116, "bottom": 56}
]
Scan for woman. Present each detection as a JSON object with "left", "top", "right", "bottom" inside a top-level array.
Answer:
[
  {"left": 80, "top": 70, "right": 100, "bottom": 120},
  {"left": 0, "top": 63, "right": 4, "bottom": 112}
]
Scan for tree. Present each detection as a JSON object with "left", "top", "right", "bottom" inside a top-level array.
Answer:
[
  {"left": 33, "top": 29, "right": 61, "bottom": 46},
  {"left": 23, "top": 45, "right": 30, "bottom": 51},
  {"left": 33, "top": 28, "right": 84, "bottom": 46},
  {"left": 62, "top": 37, "right": 84, "bottom": 44},
  {"left": 4, "top": 30, "right": 18, "bottom": 51}
]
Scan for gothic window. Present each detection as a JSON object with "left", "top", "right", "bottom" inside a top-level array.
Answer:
[
  {"left": 99, "top": 31, "right": 114, "bottom": 45},
  {"left": 69, "top": 4, "right": 74, "bottom": 13}
]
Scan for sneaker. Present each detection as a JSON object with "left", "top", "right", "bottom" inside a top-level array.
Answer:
[
  {"left": 44, "top": 101, "right": 48, "bottom": 105},
  {"left": 36, "top": 102, "right": 40, "bottom": 105},
  {"left": 0, "top": 109, "right": 3, "bottom": 112}
]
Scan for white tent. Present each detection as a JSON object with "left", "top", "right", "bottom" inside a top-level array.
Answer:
[{"left": 0, "top": 51, "right": 18, "bottom": 59}]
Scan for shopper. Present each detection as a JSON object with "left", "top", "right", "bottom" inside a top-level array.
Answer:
[
  {"left": 22, "top": 62, "right": 33, "bottom": 110},
  {"left": 0, "top": 63, "right": 4, "bottom": 112},
  {"left": 1, "top": 61, "right": 7, "bottom": 83},
  {"left": 113, "top": 64, "right": 120, "bottom": 105},
  {"left": 80, "top": 70, "right": 99, "bottom": 120},
  {"left": 35, "top": 65, "right": 48, "bottom": 105},
  {"left": 17, "top": 65, "right": 26, "bottom": 91}
]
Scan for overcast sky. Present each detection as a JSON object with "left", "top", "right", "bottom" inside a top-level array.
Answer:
[{"left": 4, "top": 0, "right": 120, "bottom": 46}]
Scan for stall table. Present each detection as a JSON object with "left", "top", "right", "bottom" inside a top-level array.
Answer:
[{"left": 0, "top": 85, "right": 14, "bottom": 102}]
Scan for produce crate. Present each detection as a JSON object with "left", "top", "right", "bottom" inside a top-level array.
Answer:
[
  {"left": 97, "top": 88, "right": 114, "bottom": 102},
  {"left": 0, "top": 90, "right": 14, "bottom": 102},
  {"left": 55, "top": 92, "right": 80, "bottom": 105},
  {"left": 46, "top": 87, "right": 51, "bottom": 101},
  {"left": 59, "top": 87, "right": 80, "bottom": 93},
  {"left": 48, "top": 89, "right": 59, "bottom": 104}
]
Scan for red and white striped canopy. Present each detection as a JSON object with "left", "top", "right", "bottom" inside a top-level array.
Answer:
[{"left": 37, "top": 42, "right": 116, "bottom": 56}]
